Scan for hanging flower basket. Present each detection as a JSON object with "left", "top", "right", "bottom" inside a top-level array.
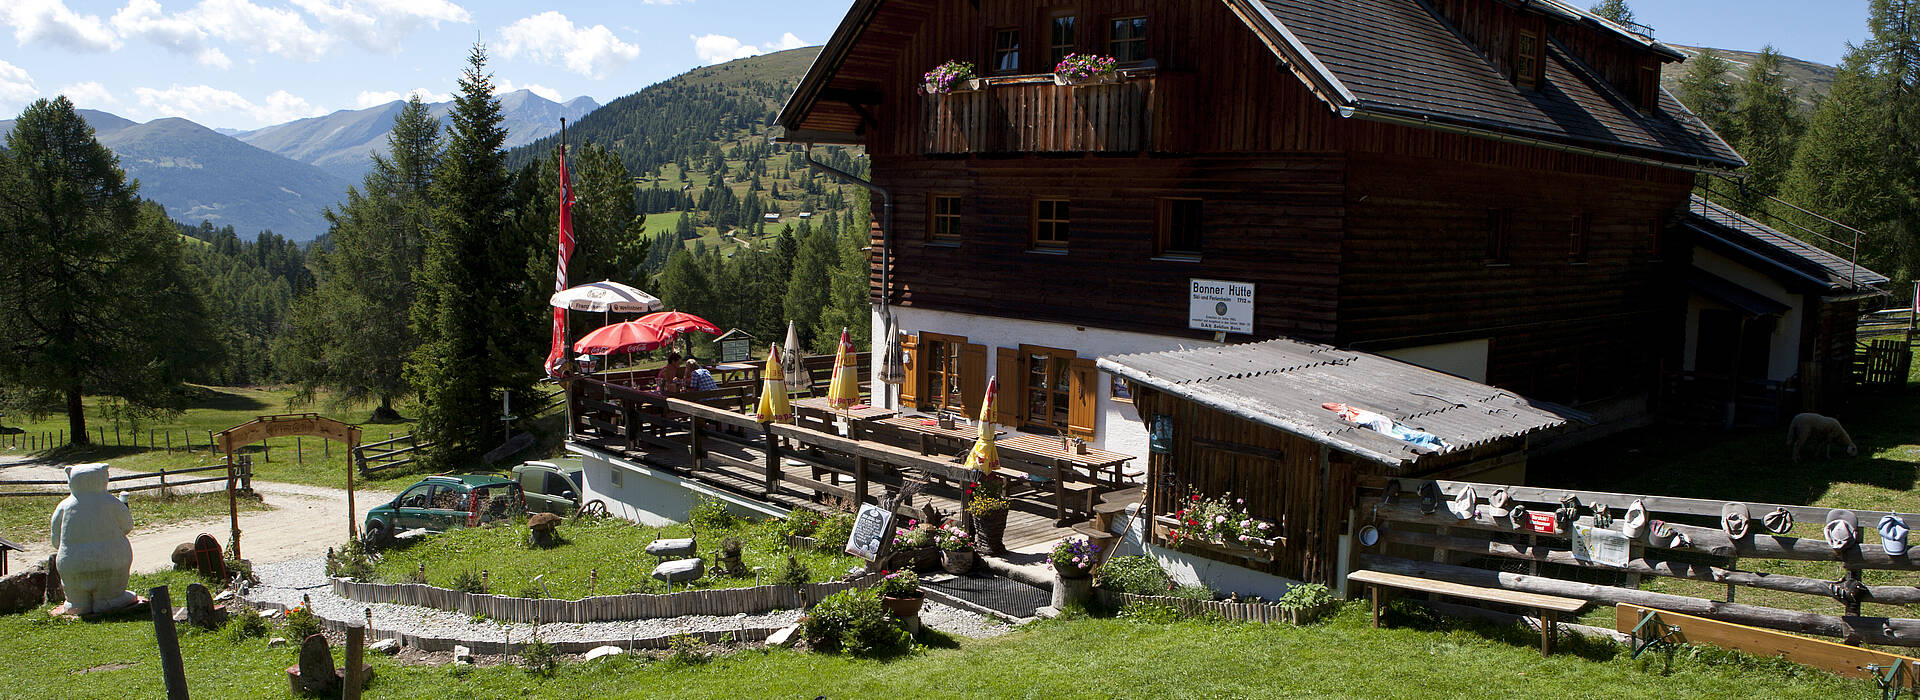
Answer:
[{"left": 1052, "top": 53, "right": 1120, "bottom": 86}]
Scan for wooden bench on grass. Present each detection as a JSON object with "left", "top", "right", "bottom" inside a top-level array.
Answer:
[{"left": 1348, "top": 570, "right": 1586, "bottom": 656}]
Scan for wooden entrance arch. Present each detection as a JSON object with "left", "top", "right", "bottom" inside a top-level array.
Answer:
[{"left": 215, "top": 414, "right": 362, "bottom": 559}]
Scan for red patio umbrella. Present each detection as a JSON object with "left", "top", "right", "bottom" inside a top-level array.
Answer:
[
  {"left": 636, "top": 310, "right": 722, "bottom": 337},
  {"left": 573, "top": 320, "right": 673, "bottom": 355}
]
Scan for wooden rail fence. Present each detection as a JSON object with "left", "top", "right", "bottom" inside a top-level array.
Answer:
[
  {"left": 353, "top": 433, "right": 433, "bottom": 476},
  {"left": 330, "top": 575, "right": 874, "bottom": 624},
  {"left": 1357, "top": 476, "right": 1920, "bottom": 647},
  {"left": 0, "top": 462, "right": 241, "bottom": 498}
]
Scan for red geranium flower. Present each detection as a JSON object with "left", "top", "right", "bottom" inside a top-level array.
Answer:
[{"left": 1191, "top": 494, "right": 1200, "bottom": 501}]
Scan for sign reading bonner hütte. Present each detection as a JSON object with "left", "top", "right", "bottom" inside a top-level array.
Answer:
[{"left": 1189, "top": 279, "right": 1255, "bottom": 334}]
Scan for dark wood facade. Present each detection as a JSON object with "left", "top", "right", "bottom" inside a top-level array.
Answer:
[{"left": 817, "top": 0, "right": 1706, "bottom": 406}]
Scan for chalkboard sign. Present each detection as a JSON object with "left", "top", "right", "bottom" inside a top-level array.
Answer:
[
  {"left": 720, "top": 338, "right": 750, "bottom": 363},
  {"left": 845, "top": 503, "right": 894, "bottom": 560}
]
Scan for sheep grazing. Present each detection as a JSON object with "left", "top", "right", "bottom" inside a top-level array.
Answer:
[{"left": 1787, "top": 413, "right": 1858, "bottom": 462}]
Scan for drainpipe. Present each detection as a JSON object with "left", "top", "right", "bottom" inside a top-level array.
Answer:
[{"left": 804, "top": 143, "right": 896, "bottom": 402}]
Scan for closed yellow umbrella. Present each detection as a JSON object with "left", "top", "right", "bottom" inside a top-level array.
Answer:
[
  {"left": 826, "top": 327, "right": 862, "bottom": 411},
  {"left": 964, "top": 376, "right": 1001, "bottom": 473},
  {"left": 755, "top": 343, "right": 792, "bottom": 424}
]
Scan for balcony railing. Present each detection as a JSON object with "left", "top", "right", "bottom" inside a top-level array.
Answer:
[{"left": 922, "top": 73, "right": 1156, "bottom": 154}]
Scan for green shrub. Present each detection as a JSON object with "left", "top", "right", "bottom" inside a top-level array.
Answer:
[
  {"left": 451, "top": 569, "right": 488, "bottom": 594},
  {"left": 812, "top": 513, "right": 854, "bottom": 551},
  {"left": 778, "top": 555, "right": 812, "bottom": 586},
  {"left": 780, "top": 507, "right": 825, "bottom": 539},
  {"left": 1168, "top": 584, "right": 1216, "bottom": 601},
  {"left": 689, "top": 496, "right": 741, "bottom": 531},
  {"left": 224, "top": 557, "right": 253, "bottom": 583},
  {"left": 1097, "top": 556, "right": 1170, "bottom": 595},
  {"left": 283, "top": 604, "right": 322, "bottom": 641},
  {"left": 224, "top": 603, "right": 270, "bottom": 642},
  {"left": 1276, "top": 583, "right": 1333, "bottom": 610},
  {"left": 1117, "top": 600, "right": 1181, "bottom": 624},
  {"left": 325, "top": 542, "right": 375, "bottom": 581},
  {"left": 520, "top": 635, "right": 558, "bottom": 676},
  {"left": 666, "top": 633, "right": 708, "bottom": 665},
  {"left": 802, "top": 588, "right": 909, "bottom": 657}
]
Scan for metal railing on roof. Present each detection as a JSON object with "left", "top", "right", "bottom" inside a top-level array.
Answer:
[{"left": 1693, "top": 175, "right": 1870, "bottom": 289}]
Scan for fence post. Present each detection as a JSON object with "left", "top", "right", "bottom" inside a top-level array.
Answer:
[
  {"left": 149, "top": 585, "right": 190, "bottom": 700},
  {"left": 149, "top": 429, "right": 155, "bottom": 448},
  {"left": 114, "top": 425, "right": 119, "bottom": 446},
  {"left": 762, "top": 424, "right": 780, "bottom": 496},
  {"left": 165, "top": 431, "right": 170, "bottom": 450},
  {"left": 209, "top": 430, "right": 217, "bottom": 454},
  {"left": 264, "top": 441, "right": 270, "bottom": 463},
  {"left": 159, "top": 467, "right": 167, "bottom": 494},
  {"left": 296, "top": 437, "right": 303, "bottom": 465},
  {"left": 344, "top": 621, "right": 365, "bottom": 700}
]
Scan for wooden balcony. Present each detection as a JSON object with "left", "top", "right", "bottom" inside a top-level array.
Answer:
[{"left": 922, "top": 74, "right": 1156, "bottom": 154}]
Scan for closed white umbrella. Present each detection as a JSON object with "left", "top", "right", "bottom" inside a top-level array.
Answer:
[
  {"left": 549, "top": 280, "right": 662, "bottom": 313},
  {"left": 878, "top": 313, "right": 906, "bottom": 386},
  {"left": 782, "top": 321, "right": 811, "bottom": 395}
]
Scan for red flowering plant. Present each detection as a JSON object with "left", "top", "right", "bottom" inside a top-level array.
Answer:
[
  {"left": 935, "top": 521, "right": 972, "bottom": 552},
  {"left": 1166, "top": 489, "right": 1274, "bottom": 547}
]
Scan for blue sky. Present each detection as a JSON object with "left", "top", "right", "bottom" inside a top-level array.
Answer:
[{"left": 0, "top": 1, "right": 1880, "bottom": 130}]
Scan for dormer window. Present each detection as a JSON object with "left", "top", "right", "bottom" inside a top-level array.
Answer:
[
  {"left": 1637, "top": 65, "right": 1660, "bottom": 111},
  {"left": 1513, "top": 31, "right": 1542, "bottom": 89}
]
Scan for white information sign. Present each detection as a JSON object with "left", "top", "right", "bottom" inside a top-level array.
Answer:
[
  {"left": 1189, "top": 279, "right": 1255, "bottom": 334},
  {"left": 1571, "top": 523, "right": 1631, "bottom": 568},
  {"left": 844, "top": 503, "right": 894, "bottom": 561}
]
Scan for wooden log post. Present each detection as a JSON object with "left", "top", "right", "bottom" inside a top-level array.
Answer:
[
  {"left": 1053, "top": 458, "right": 1071, "bottom": 525},
  {"left": 149, "top": 585, "right": 190, "bottom": 700},
  {"left": 763, "top": 424, "right": 780, "bottom": 496},
  {"left": 344, "top": 621, "right": 365, "bottom": 700},
  {"left": 689, "top": 417, "right": 705, "bottom": 467},
  {"left": 855, "top": 455, "right": 870, "bottom": 506},
  {"left": 295, "top": 437, "right": 303, "bottom": 465}
]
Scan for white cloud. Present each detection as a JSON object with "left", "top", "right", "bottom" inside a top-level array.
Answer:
[
  {"left": 114, "top": 0, "right": 332, "bottom": 62},
  {"left": 56, "top": 80, "right": 115, "bottom": 108},
  {"left": 135, "top": 83, "right": 326, "bottom": 125},
  {"left": 499, "top": 11, "right": 639, "bottom": 79},
  {"left": 0, "top": 60, "right": 38, "bottom": 115},
  {"left": 291, "top": 0, "right": 469, "bottom": 53},
  {"left": 354, "top": 87, "right": 450, "bottom": 108},
  {"left": 197, "top": 46, "right": 232, "bottom": 69},
  {"left": 690, "top": 32, "right": 808, "bottom": 65},
  {"left": 110, "top": 0, "right": 230, "bottom": 68},
  {"left": 496, "top": 78, "right": 561, "bottom": 103},
  {"left": 1, "top": 0, "right": 120, "bottom": 52}
]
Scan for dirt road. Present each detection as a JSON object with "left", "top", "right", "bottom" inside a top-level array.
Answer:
[{"left": 2, "top": 455, "right": 396, "bottom": 573}]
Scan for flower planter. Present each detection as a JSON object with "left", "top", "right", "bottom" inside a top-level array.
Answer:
[
  {"left": 881, "top": 592, "right": 925, "bottom": 619},
  {"left": 1175, "top": 536, "right": 1276, "bottom": 565},
  {"left": 1051, "top": 571, "right": 1093, "bottom": 609},
  {"left": 940, "top": 548, "right": 976, "bottom": 574},
  {"left": 885, "top": 545, "right": 940, "bottom": 573},
  {"left": 923, "top": 78, "right": 983, "bottom": 95},
  {"left": 973, "top": 509, "right": 1009, "bottom": 554},
  {"left": 1052, "top": 72, "right": 1121, "bottom": 87}
]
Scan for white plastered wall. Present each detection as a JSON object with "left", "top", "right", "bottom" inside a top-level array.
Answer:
[{"left": 1684, "top": 249, "right": 1805, "bottom": 382}]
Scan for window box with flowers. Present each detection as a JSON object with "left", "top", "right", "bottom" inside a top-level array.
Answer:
[
  {"left": 1052, "top": 53, "right": 1120, "bottom": 86},
  {"left": 936, "top": 521, "right": 975, "bottom": 574},
  {"left": 923, "top": 60, "right": 982, "bottom": 95},
  {"left": 886, "top": 520, "right": 942, "bottom": 573},
  {"left": 1156, "top": 491, "right": 1281, "bottom": 564}
]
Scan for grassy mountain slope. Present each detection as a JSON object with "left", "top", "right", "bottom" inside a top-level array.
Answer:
[
  {"left": 1662, "top": 44, "right": 1836, "bottom": 112},
  {"left": 240, "top": 89, "right": 599, "bottom": 182}
]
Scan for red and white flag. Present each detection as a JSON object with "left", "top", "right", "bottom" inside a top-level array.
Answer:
[{"left": 543, "top": 135, "right": 576, "bottom": 377}]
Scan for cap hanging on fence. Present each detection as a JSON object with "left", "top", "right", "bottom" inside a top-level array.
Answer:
[
  {"left": 1826, "top": 509, "right": 1860, "bottom": 551},
  {"left": 1623, "top": 500, "right": 1648, "bottom": 538},
  {"left": 1763, "top": 507, "right": 1795, "bottom": 535},
  {"left": 1880, "top": 514, "right": 1909, "bottom": 556},
  {"left": 1722, "top": 502, "right": 1751, "bottom": 540},
  {"left": 1449, "top": 486, "right": 1477, "bottom": 520},
  {"left": 1484, "top": 488, "right": 1511, "bottom": 518}
]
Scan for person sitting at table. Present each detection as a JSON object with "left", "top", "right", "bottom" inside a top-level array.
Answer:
[
  {"left": 656, "top": 352, "right": 687, "bottom": 393},
  {"left": 685, "top": 359, "right": 719, "bottom": 392}
]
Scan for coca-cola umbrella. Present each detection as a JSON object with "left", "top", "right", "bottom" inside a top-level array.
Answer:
[
  {"left": 573, "top": 320, "right": 673, "bottom": 355},
  {"left": 637, "top": 310, "right": 722, "bottom": 355}
]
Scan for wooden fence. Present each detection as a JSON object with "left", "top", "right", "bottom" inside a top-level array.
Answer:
[
  {"left": 0, "top": 462, "right": 240, "bottom": 498},
  {"left": 1355, "top": 476, "right": 1920, "bottom": 647},
  {"left": 353, "top": 433, "right": 433, "bottom": 476},
  {"left": 330, "top": 575, "right": 874, "bottom": 624},
  {"left": 1092, "top": 589, "right": 1334, "bottom": 625}
]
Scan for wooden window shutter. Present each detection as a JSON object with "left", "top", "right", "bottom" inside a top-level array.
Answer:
[
  {"left": 995, "top": 346, "right": 1022, "bottom": 425},
  {"left": 1067, "top": 357, "right": 1099, "bottom": 439},
  {"left": 960, "top": 343, "right": 988, "bottom": 418},
  {"left": 899, "top": 334, "right": 921, "bottom": 408}
]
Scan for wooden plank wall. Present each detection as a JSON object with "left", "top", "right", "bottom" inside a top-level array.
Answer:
[
  {"left": 873, "top": 152, "right": 1346, "bottom": 342},
  {"left": 922, "top": 78, "right": 1153, "bottom": 154}
]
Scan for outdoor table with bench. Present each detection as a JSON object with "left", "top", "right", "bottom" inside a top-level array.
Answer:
[
  {"left": 1348, "top": 569, "right": 1586, "bottom": 656},
  {"left": 789, "top": 396, "right": 899, "bottom": 438},
  {"left": 868, "top": 414, "right": 1135, "bottom": 524}
]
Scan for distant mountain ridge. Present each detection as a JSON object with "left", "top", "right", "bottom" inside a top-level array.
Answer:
[
  {"left": 1662, "top": 45, "right": 1836, "bottom": 113},
  {"left": 240, "top": 89, "right": 599, "bottom": 182},
  {"left": 0, "top": 108, "right": 349, "bottom": 241}
]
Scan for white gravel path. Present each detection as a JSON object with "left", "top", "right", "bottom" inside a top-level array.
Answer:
[{"left": 247, "top": 556, "right": 1013, "bottom": 645}]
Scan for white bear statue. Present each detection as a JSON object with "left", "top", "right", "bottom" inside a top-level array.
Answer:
[{"left": 50, "top": 464, "right": 137, "bottom": 616}]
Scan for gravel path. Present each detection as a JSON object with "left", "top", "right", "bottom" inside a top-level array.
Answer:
[{"left": 248, "top": 556, "right": 1013, "bottom": 646}]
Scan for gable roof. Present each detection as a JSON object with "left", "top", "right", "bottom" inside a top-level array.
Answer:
[
  {"left": 1099, "top": 339, "right": 1583, "bottom": 468},
  {"left": 780, "top": 0, "right": 1743, "bottom": 169},
  {"left": 1684, "top": 195, "right": 1889, "bottom": 293}
]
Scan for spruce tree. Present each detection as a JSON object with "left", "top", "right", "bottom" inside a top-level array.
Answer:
[
  {"left": 0, "top": 97, "right": 217, "bottom": 441},
  {"left": 1589, "top": 0, "right": 1634, "bottom": 25},
  {"left": 406, "top": 44, "right": 537, "bottom": 467},
  {"left": 1729, "top": 47, "right": 1805, "bottom": 209},
  {"left": 1677, "top": 48, "right": 1737, "bottom": 136}
]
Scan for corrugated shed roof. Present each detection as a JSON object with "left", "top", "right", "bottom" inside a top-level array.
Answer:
[
  {"left": 1254, "top": 0, "right": 1743, "bottom": 167},
  {"left": 1685, "top": 194, "right": 1890, "bottom": 291},
  {"left": 1099, "top": 339, "right": 1583, "bottom": 468}
]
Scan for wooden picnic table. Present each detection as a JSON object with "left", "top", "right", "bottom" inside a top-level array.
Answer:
[
  {"left": 998, "top": 433, "right": 1135, "bottom": 487},
  {"left": 789, "top": 396, "right": 900, "bottom": 437},
  {"left": 708, "top": 362, "right": 760, "bottom": 385}
]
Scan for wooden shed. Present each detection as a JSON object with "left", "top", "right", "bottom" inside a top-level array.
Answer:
[{"left": 1099, "top": 339, "right": 1581, "bottom": 586}]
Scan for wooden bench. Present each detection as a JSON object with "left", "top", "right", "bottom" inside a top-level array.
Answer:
[{"left": 1348, "top": 569, "right": 1586, "bottom": 656}]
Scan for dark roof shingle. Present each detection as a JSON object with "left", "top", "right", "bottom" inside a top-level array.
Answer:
[{"left": 1685, "top": 195, "right": 1890, "bottom": 291}]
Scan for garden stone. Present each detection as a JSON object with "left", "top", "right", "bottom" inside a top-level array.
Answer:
[
  {"left": 288, "top": 634, "right": 338, "bottom": 696},
  {"left": 645, "top": 538, "right": 696, "bottom": 559},
  {"left": 49, "top": 464, "right": 138, "bottom": 617},
  {"left": 652, "top": 558, "right": 705, "bottom": 584},
  {"left": 184, "top": 582, "right": 225, "bottom": 629},
  {"left": 170, "top": 542, "right": 195, "bottom": 570},
  {"left": 766, "top": 623, "right": 800, "bottom": 648},
  {"left": 267, "top": 637, "right": 287, "bottom": 648},
  {"left": 0, "top": 568, "right": 47, "bottom": 614},
  {"left": 528, "top": 513, "right": 562, "bottom": 547},
  {"left": 454, "top": 644, "right": 474, "bottom": 664},
  {"left": 369, "top": 638, "right": 400, "bottom": 655},
  {"left": 583, "top": 645, "right": 625, "bottom": 662}
]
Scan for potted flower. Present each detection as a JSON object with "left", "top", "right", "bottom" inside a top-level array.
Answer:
[
  {"left": 1047, "top": 536, "right": 1101, "bottom": 609},
  {"left": 965, "top": 474, "right": 1011, "bottom": 554},
  {"left": 936, "top": 521, "right": 975, "bottom": 574},
  {"left": 876, "top": 569, "right": 924, "bottom": 619},
  {"left": 924, "top": 60, "right": 979, "bottom": 94},
  {"left": 1165, "top": 491, "right": 1277, "bottom": 561},
  {"left": 887, "top": 520, "right": 940, "bottom": 572},
  {"left": 1053, "top": 53, "right": 1119, "bottom": 86}
]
